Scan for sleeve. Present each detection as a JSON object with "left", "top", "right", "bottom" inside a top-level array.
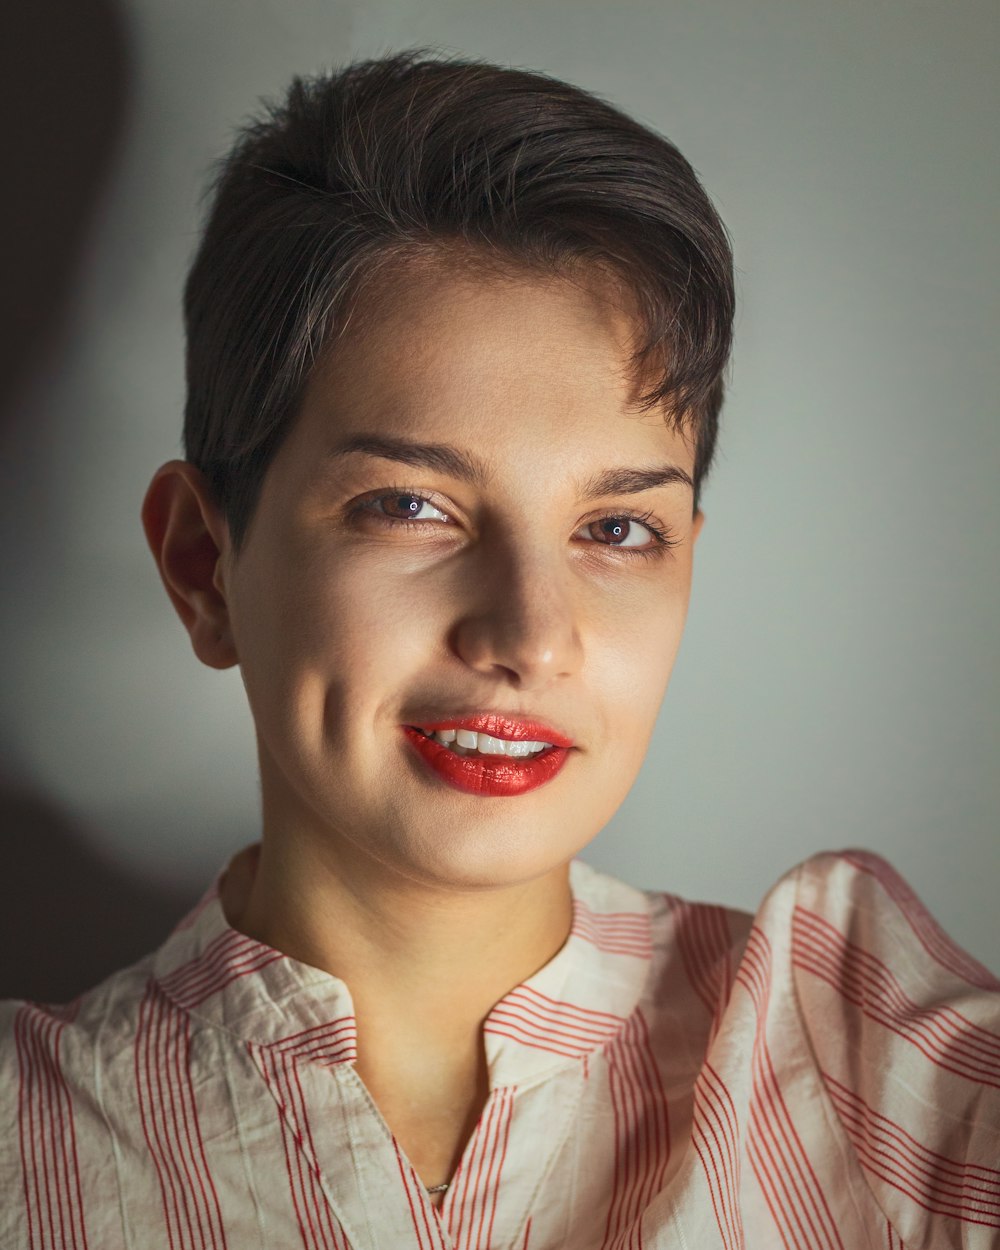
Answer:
[{"left": 791, "top": 849, "right": 1000, "bottom": 1248}]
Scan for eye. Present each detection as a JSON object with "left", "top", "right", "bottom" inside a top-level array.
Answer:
[
  {"left": 584, "top": 517, "right": 651, "bottom": 547},
  {"left": 575, "top": 513, "right": 676, "bottom": 555},
  {"left": 357, "top": 492, "right": 451, "bottom": 525}
]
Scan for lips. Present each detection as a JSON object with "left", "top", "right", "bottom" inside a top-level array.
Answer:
[
  {"left": 405, "top": 713, "right": 574, "bottom": 748},
  {"left": 402, "top": 723, "right": 573, "bottom": 796}
]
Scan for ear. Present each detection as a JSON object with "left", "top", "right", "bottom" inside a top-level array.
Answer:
[
  {"left": 691, "top": 508, "right": 705, "bottom": 545},
  {"left": 141, "top": 460, "right": 239, "bottom": 670}
]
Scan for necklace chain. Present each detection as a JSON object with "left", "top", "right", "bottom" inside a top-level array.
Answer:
[{"left": 425, "top": 1181, "right": 450, "bottom": 1195}]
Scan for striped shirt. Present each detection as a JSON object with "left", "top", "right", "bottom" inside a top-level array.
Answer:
[{"left": 2, "top": 849, "right": 998, "bottom": 1249}]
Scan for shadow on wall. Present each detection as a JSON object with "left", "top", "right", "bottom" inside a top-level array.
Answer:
[
  {"left": 0, "top": 0, "right": 197, "bottom": 1001},
  {"left": 0, "top": 777, "right": 194, "bottom": 1002},
  {"left": 1, "top": 0, "right": 131, "bottom": 418}
]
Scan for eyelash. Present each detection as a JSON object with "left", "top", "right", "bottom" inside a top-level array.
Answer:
[{"left": 347, "top": 485, "right": 679, "bottom": 561}]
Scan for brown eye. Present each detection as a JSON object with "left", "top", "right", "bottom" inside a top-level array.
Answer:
[
  {"left": 358, "top": 492, "right": 451, "bottom": 525},
  {"left": 591, "top": 518, "right": 629, "bottom": 543},
  {"left": 380, "top": 494, "right": 427, "bottom": 519},
  {"left": 586, "top": 517, "right": 654, "bottom": 548}
]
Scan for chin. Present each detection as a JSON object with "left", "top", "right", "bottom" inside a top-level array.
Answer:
[{"left": 373, "top": 822, "right": 584, "bottom": 893}]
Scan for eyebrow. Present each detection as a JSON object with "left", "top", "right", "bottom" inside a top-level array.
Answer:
[{"left": 328, "top": 434, "right": 694, "bottom": 498}]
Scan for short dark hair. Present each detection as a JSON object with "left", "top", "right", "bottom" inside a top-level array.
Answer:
[{"left": 183, "top": 49, "right": 735, "bottom": 551}]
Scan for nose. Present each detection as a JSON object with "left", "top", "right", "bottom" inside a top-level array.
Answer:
[{"left": 449, "top": 541, "right": 584, "bottom": 689}]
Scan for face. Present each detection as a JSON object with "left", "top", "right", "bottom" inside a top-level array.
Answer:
[{"left": 218, "top": 260, "right": 704, "bottom": 891}]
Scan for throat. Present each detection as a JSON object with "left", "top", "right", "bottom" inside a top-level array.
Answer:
[{"left": 353, "top": 1032, "right": 490, "bottom": 1196}]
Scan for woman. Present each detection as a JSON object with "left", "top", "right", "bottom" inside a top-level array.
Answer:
[{"left": 2, "top": 49, "right": 997, "bottom": 1249}]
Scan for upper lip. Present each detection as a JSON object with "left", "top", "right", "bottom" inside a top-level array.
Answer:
[{"left": 405, "top": 712, "right": 575, "bottom": 748}]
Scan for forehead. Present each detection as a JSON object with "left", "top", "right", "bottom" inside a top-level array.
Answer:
[{"left": 290, "top": 254, "right": 697, "bottom": 476}]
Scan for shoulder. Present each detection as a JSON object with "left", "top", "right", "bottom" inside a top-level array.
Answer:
[
  {"left": 759, "top": 848, "right": 1000, "bottom": 1243},
  {"left": 639, "top": 875, "right": 754, "bottom": 1040},
  {"left": 762, "top": 846, "right": 1000, "bottom": 998},
  {"left": 0, "top": 952, "right": 158, "bottom": 1083}
]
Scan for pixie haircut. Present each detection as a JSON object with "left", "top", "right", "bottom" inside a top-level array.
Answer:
[{"left": 183, "top": 49, "right": 735, "bottom": 551}]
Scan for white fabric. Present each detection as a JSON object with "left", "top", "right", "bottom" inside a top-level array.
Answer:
[{"left": 2, "top": 849, "right": 998, "bottom": 1249}]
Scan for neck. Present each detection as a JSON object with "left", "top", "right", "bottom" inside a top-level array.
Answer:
[
  {"left": 221, "top": 832, "right": 574, "bottom": 1035},
  {"left": 220, "top": 830, "right": 574, "bottom": 1190}
]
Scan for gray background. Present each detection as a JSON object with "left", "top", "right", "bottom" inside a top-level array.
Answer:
[{"left": 2, "top": 0, "right": 997, "bottom": 999}]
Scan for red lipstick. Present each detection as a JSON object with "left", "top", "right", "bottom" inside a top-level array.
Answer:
[
  {"left": 409, "top": 713, "right": 573, "bottom": 748},
  {"left": 401, "top": 717, "right": 573, "bottom": 797}
]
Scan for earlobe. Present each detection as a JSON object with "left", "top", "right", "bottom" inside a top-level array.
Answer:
[
  {"left": 141, "top": 460, "right": 239, "bottom": 670},
  {"left": 691, "top": 509, "right": 706, "bottom": 545}
]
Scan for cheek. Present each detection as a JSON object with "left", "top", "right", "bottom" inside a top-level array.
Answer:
[
  {"left": 239, "top": 549, "right": 449, "bottom": 714},
  {"left": 584, "top": 583, "right": 690, "bottom": 760}
]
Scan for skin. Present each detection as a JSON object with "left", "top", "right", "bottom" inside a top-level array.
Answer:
[{"left": 142, "top": 257, "right": 704, "bottom": 1196}]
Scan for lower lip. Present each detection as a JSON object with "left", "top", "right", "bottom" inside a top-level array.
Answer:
[{"left": 402, "top": 727, "right": 571, "bottom": 796}]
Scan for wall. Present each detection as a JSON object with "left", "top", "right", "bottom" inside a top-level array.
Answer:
[{"left": 1, "top": 0, "right": 997, "bottom": 997}]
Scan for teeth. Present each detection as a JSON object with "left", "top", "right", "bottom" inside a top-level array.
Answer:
[{"left": 425, "top": 728, "right": 553, "bottom": 757}]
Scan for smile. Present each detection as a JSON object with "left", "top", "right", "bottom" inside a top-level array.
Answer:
[
  {"left": 414, "top": 727, "right": 553, "bottom": 758},
  {"left": 402, "top": 726, "right": 571, "bottom": 796}
]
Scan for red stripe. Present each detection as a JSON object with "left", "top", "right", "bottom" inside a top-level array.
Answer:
[
  {"left": 692, "top": 1062, "right": 744, "bottom": 1250},
  {"left": 487, "top": 1001, "right": 621, "bottom": 1041},
  {"left": 738, "top": 930, "right": 844, "bottom": 1250},
  {"left": 748, "top": 1037, "right": 833, "bottom": 1250},
  {"left": 392, "top": 1139, "right": 448, "bottom": 1250},
  {"left": 485, "top": 1008, "right": 620, "bottom": 1050},
  {"left": 671, "top": 899, "right": 733, "bottom": 1022},
  {"left": 135, "top": 982, "right": 227, "bottom": 1250},
  {"left": 447, "top": 1142, "right": 472, "bottom": 1247},
  {"left": 824, "top": 1074, "right": 1000, "bottom": 1226},
  {"left": 703, "top": 1065, "right": 741, "bottom": 1217},
  {"left": 634, "top": 1012, "right": 670, "bottom": 1204},
  {"left": 467, "top": 1093, "right": 499, "bottom": 1250},
  {"left": 15, "top": 1005, "right": 90, "bottom": 1250},
  {"left": 448, "top": 1088, "right": 515, "bottom": 1250},
  {"left": 570, "top": 901, "right": 653, "bottom": 959},
  {"left": 159, "top": 930, "right": 285, "bottom": 1010},
  {"left": 270, "top": 1018, "right": 357, "bottom": 1050},
  {"left": 15, "top": 1009, "right": 37, "bottom": 1249},
  {"left": 485, "top": 987, "right": 626, "bottom": 1058},
  {"left": 160, "top": 995, "right": 211, "bottom": 1247},
  {"left": 795, "top": 907, "right": 1000, "bottom": 1065},
  {"left": 611, "top": 1018, "right": 642, "bottom": 1249},
  {"left": 749, "top": 955, "right": 842, "bottom": 1250},
  {"left": 264, "top": 1047, "right": 316, "bottom": 1249},
  {"left": 269, "top": 1019, "right": 358, "bottom": 1068},
  {"left": 482, "top": 1025, "right": 605, "bottom": 1060},
  {"left": 604, "top": 1027, "right": 625, "bottom": 1249},
  {"left": 841, "top": 851, "right": 1000, "bottom": 992},
  {"left": 174, "top": 1003, "right": 224, "bottom": 1250},
  {"left": 502, "top": 983, "right": 628, "bottom": 1025},
  {"left": 30, "top": 1012, "right": 58, "bottom": 1249},
  {"left": 160, "top": 929, "right": 260, "bottom": 991},
  {"left": 252, "top": 1039, "right": 353, "bottom": 1249},
  {"left": 483, "top": 1089, "right": 514, "bottom": 1249},
  {"left": 291, "top": 1053, "right": 345, "bottom": 1247},
  {"left": 274, "top": 1047, "right": 322, "bottom": 1248},
  {"left": 600, "top": 1010, "right": 670, "bottom": 1250},
  {"left": 393, "top": 1138, "right": 431, "bottom": 1250},
  {"left": 463, "top": 1098, "right": 496, "bottom": 1250},
  {"left": 616, "top": 1017, "right": 648, "bottom": 1238},
  {"left": 792, "top": 910, "right": 1000, "bottom": 1086},
  {"left": 136, "top": 988, "right": 183, "bottom": 1248}
]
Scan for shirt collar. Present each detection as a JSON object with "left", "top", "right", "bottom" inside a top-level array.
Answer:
[{"left": 151, "top": 856, "right": 652, "bottom": 1085}]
